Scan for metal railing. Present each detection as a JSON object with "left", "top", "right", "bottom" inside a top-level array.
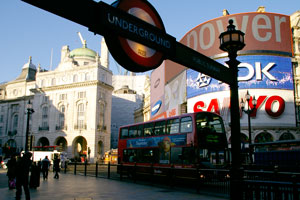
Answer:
[{"left": 63, "top": 162, "right": 300, "bottom": 199}]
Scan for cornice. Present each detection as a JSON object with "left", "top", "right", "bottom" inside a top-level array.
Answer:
[
  {"left": 0, "top": 95, "right": 34, "bottom": 103},
  {"left": 37, "top": 80, "right": 113, "bottom": 92}
]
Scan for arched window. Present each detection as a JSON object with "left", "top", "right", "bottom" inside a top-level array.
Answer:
[
  {"left": 7, "top": 139, "right": 16, "bottom": 148},
  {"left": 12, "top": 114, "right": 18, "bottom": 135},
  {"left": 42, "top": 106, "right": 49, "bottom": 129},
  {"left": 41, "top": 79, "right": 45, "bottom": 87},
  {"left": 279, "top": 132, "right": 295, "bottom": 140},
  {"left": 77, "top": 103, "right": 85, "bottom": 129},
  {"left": 73, "top": 74, "right": 78, "bottom": 83},
  {"left": 254, "top": 131, "right": 273, "bottom": 143},
  {"left": 59, "top": 105, "right": 65, "bottom": 129},
  {"left": 85, "top": 73, "right": 90, "bottom": 81},
  {"left": 99, "top": 103, "right": 105, "bottom": 129},
  {"left": 51, "top": 78, "right": 56, "bottom": 86}
]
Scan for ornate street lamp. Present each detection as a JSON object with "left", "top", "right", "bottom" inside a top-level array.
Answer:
[
  {"left": 25, "top": 100, "right": 35, "bottom": 152},
  {"left": 219, "top": 19, "right": 245, "bottom": 200},
  {"left": 241, "top": 90, "right": 257, "bottom": 163}
]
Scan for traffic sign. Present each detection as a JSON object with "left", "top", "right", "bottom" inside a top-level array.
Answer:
[{"left": 99, "top": 0, "right": 176, "bottom": 72}]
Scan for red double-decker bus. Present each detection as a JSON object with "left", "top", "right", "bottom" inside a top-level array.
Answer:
[{"left": 118, "top": 112, "right": 228, "bottom": 170}]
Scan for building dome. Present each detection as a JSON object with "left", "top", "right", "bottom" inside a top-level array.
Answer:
[
  {"left": 69, "top": 43, "right": 97, "bottom": 59},
  {"left": 22, "top": 56, "right": 36, "bottom": 69}
]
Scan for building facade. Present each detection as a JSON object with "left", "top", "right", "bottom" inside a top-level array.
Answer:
[
  {"left": 111, "top": 74, "right": 150, "bottom": 149},
  {"left": 0, "top": 57, "right": 36, "bottom": 156},
  {"left": 0, "top": 38, "right": 113, "bottom": 162},
  {"left": 292, "top": 11, "right": 300, "bottom": 126}
]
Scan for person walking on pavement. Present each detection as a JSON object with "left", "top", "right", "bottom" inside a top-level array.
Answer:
[
  {"left": 29, "top": 162, "right": 40, "bottom": 188},
  {"left": 41, "top": 156, "right": 50, "bottom": 180},
  {"left": 53, "top": 155, "right": 60, "bottom": 179},
  {"left": 6, "top": 154, "right": 17, "bottom": 189},
  {"left": 15, "top": 152, "right": 32, "bottom": 200}
]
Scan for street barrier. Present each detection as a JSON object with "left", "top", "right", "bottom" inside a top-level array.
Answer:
[{"left": 65, "top": 162, "right": 300, "bottom": 199}]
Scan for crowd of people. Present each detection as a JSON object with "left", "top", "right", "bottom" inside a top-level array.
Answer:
[{"left": 5, "top": 152, "right": 61, "bottom": 200}]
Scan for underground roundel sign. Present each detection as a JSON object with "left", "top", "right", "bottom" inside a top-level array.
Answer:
[{"left": 104, "top": 0, "right": 166, "bottom": 72}]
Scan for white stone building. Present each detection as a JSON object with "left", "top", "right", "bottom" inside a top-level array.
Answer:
[
  {"left": 111, "top": 74, "right": 149, "bottom": 149},
  {"left": 0, "top": 38, "right": 113, "bottom": 163},
  {"left": 292, "top": 11, "right": 300, "bottom": 125}
]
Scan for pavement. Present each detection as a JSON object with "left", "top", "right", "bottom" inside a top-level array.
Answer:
[{"left": 0, "top": 168, "right": 229, "bottom": 200}]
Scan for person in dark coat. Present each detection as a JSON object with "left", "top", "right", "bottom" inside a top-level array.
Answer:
[
  {"left": 41, "top": 156, "right": 50, "bottom": 180},
  {"left": 15, "top": 152, "right": 32, "bottom": 200},
  {"left": 6, "top": 154, "right": 17, "bottom": 189},
  {"left": 53, "top": 155, "right": 60, "bottom": 179},
  {"left": 29, "top": 162, "right": 40, "bottom": 188}
]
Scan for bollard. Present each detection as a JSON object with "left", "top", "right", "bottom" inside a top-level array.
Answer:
[
  {"left": 169, "top": 165, "right": 174, "bottom": 188},
  {"left": 108, "top": 162, "right": 111, "bottom": 179},
  {"left": 150, "top": 163, "right": 154, "bottom": 185},
  {"left": 133, "top": 162, "right": 137, "bottom": 183},
  {"left": 74, "top": 161, "right": 77, "bottom": 175},
  {"left": 120, "top": 163, "right": 123, "bottom": 181},
  {"left": 84, "top": 160, "right": 87, "bottom": 176},
  {"left": 64, "top": 161, "right": 67, "bottom": 174},
  {"left": 292, "top": 175, "right": 299, "bottom": 200},
  {"left": 95, "top": 162, "right": 98, "bottom": 177},
  {"left": 196, "top": 166, "right": 200, "bottom": 193}
]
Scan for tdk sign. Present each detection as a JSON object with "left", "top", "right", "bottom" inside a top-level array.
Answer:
[{"left": 187, "top": 55, "right": 293, "bottom": 98}]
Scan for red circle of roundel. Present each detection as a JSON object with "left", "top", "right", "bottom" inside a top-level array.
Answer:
[{"left": 104, "top": 0, "right": 165, "bottom": 72}]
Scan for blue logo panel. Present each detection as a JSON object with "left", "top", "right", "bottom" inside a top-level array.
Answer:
[{"left": 187, "top": 55, "right": 293, "bottom": 98}]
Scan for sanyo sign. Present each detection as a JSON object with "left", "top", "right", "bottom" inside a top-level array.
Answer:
[
  {"left": 187, "top": 90, "right": 296, "bottom": 127},
  {"left": 180, "top": 12, "right": 292, "bottom": 57}
]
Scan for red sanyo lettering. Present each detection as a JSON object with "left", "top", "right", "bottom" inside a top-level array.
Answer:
[
  {"left": 193, "top": 95, "right": 285, "bottom": 118},
  {"left": 265, "top": 96, "right": 285, "bottom": 117},
  {"left": 194, "top": 98, "right": 221, "bottom": 114}
]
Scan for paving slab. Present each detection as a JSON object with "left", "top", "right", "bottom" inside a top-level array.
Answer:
[{"left": 0, "top": 168, "right": 228, "bottom": 200}]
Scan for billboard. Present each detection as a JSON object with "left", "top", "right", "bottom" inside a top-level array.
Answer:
[
  {"left": 150, "top": 63, "right": 165, "bottom": 117},
  {"left": 187, "top": 89, "right": 296, "bottom": 127},
  {"left": 182, "top": 12, "right": 292, "bottom": 57},
  {"left": 187, "top": 55, "right": 293, "bottom": 98},
  {"left": 151, "top": 69, "right": 186, "bottom": 120},
  {"left": 182, "top": 11, "right": 295, "bottom": 128},
  {"left": 165, "top": 71, "right": 186, "bottom": 111},
  {"left": 163, "top": 12, "right": 293, "bottom": 86},
  {"left": 151, "top": 11, "right": 295, "bottom": 128}
]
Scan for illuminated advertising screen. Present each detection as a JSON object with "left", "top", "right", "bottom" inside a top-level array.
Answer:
[
  {"left": 187, "top": 55, "right": 293, "bottom": 98},
  {"left": 181, "top": 12, "right": 292, "bottom": 57}
]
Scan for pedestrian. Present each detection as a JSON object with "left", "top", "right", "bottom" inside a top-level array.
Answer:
[
  {"left": 53, "top": 155, "right": 60, "bottom": 179},
  {"left": 6, "top": 154, "right": 17, "bottom": 189},
  {"left": 29, "top": 162, "right": 40, "bottom": 188},
  {"left": 41, "top": 156, "right": 50, "bottom": 180},
  {"left": 15, "top": 152, "right": 32, "bottom": 200}
]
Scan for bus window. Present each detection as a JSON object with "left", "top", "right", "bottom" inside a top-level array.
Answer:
[
  {"left": 123, "top": 149, "right": 137, "bottom": 162},
  {"left": 210, "top": 116, "right": 224, "bottom": 133},
  {"left": 196, "top": 113, "right": 224, "bottom": 134},
  {"left": 144, "top": 122, "right": 154, "bottom": 136},
  {"left": 129, "top": 126, "right": 137, "bottom": 138},
  {"left": 170, "top": 147, "right": 182, "bottom": 164},
  {"left": 167, "top": 118, "right": 179, "bottom": 134},
  {"left": 136, "top": 149, "right": 158, "bottom": 163},
  {"left": 120, "top": 128, "right": 128, "bottom": 139},
  {"left": 180, "top": 117, "right": 193, "bottom": 133},
  {"left": 154, "top": 120, "right": 166, "bottom": 136},
  {"left": 137, "top": 125, "right": 143, "bottom": 137},
  {"left": 182, "top": 147, "right": 195, "bottom": 164}
]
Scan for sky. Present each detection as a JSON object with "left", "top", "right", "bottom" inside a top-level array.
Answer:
[{"left": 0, "top": 0, "right": 299, "bottom": 83}]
